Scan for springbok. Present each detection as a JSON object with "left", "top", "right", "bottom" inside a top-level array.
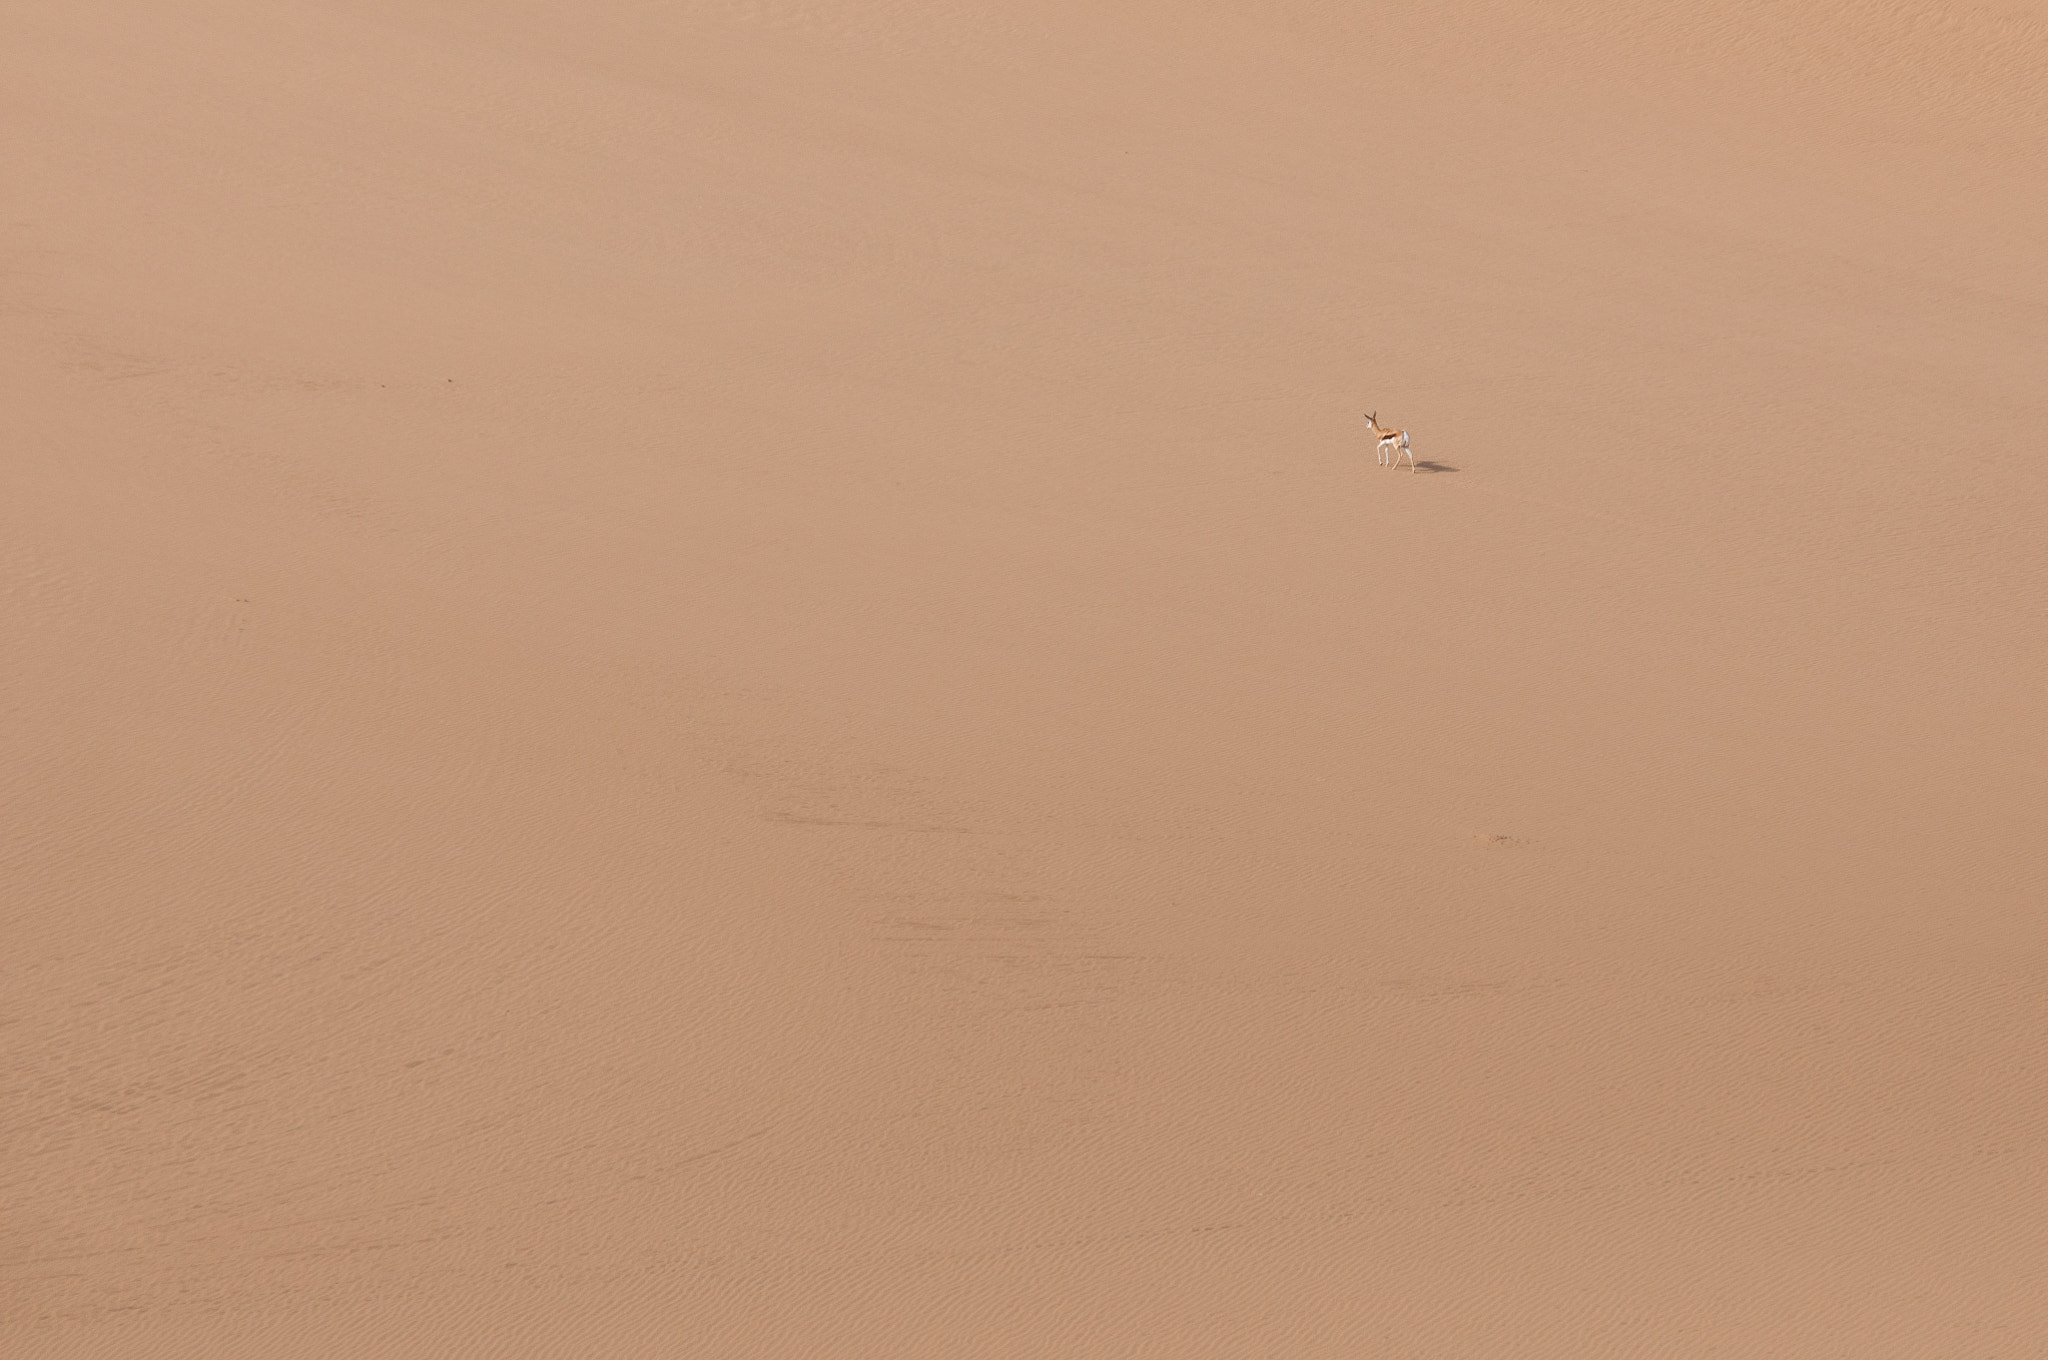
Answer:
[{"left": 1366, "top": 412, "right": 1415, "bottom": 471}]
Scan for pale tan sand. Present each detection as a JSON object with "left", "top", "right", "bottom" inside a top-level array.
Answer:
[{"left": 6, "top": 1, "right": 2046, "bottom": 1354}]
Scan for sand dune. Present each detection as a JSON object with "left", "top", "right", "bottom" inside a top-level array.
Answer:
[{"left": 6, "top": 1, "right": 2045, "bottom": 1354}]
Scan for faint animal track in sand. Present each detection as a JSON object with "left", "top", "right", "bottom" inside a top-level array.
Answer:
[
  {"left": 765, "top": 812, "right": 979, "bottom": 834},
  {"left": 172, "top": 597, "right": 263, "bottom": 663},
  {"left": 60, "top": 336, "right": 169, "bottom": 383},
  {"left": 735, "top": 744, "right": 1126, "bottom": 1016}
]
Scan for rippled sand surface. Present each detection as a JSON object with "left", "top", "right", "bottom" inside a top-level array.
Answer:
[{"left": 7, "top": 2, "right": 2046, "bottom": 1354}]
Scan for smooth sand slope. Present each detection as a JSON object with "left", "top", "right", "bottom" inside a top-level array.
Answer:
[{"left": 7, "top": 1, "right": 2047, "bottom": 1354}]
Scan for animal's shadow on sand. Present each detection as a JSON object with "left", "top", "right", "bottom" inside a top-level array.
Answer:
[{"left": 1401, "top": 460, "right": 1459, "bottom": 473}]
